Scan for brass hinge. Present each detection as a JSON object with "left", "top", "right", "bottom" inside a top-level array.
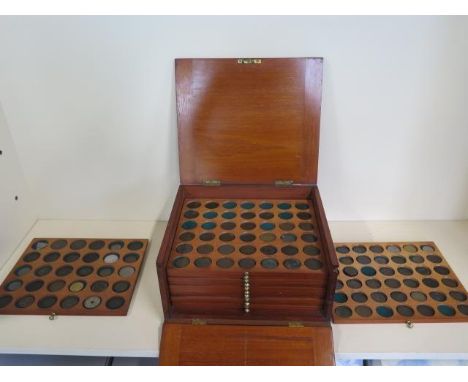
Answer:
[
  {"left": 203, "top": 180, "right": 221, "bottom": 186},
  {"left": 191, "top": 319, "right": 207, "bottom": 325},
  {"left": 237, "top": 58, "right": 262, "bottom": 64},
  {"left": 275, "top": 180, "right": 294, "bottom": 187},
  {"left": 288, "top": 321, "right": 304, "bottom": 328}
]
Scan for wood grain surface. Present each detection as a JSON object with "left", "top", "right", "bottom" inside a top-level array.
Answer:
[
  {"left": 159, "top": 322, "right": 335, "bottom": 365},
  {"left": 176, "top": 58, "right": 323, "bottom": 185}
]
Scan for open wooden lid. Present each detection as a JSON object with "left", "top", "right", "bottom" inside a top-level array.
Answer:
[
  {"left": 159, "top": 322, "right": 335, "bottom": 366},
  {"left": 176, "top": 58, "right": 323, "bottom": 185}
]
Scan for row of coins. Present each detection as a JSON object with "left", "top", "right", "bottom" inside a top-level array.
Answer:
[
  {"left": 339, "top": 265, "right": 451, "bottom": 279},
  {"left": 2, "top": 277, "right": 132, "bottom": 297},
  {"left": 175, "top": 243, "right": 321, "bottom": 256},
  {"left": 20, "top": 251, "right": 140, "bottom": 265},
  {"left": 185, "top": 201, "right": 311, "bottom": 210},
  {"left": 31, "top": 239, "right": 144, "bottom": 251},
  {"left": 336, "top": 244, "right": 436, "bottom": 254},
  {"left": 0, "top": 293, "right": 126, "bottom": 310},
  {"left": 335, "top": 290, "right": 467, "bottom": 305},
  {"left": 335, "top": 303, "right": 468, "bottom": 319},
  {"left": 172, "top": 256, "right": 324, "bottom": 270},
  {"left": 180, "top": 213, "right": 314, "bottom": 228},
  {"left": 4, "top": 266, "right": 136, "bottom": 292},
  {"left": 336, "top": 277, "right": 463, "bottom": 290},
  {"left": 175, "top": 231, "right": 318, "bottom": 243}
]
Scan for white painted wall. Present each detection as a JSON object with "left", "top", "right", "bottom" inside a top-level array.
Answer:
[
  {"left": 0, "top": 102, "right": 37, "bottom": 268},
  {"left": 0, "top": 16, "right": 467, "bottom": 221}
]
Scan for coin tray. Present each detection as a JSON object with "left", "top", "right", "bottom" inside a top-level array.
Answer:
[
  {"left": 333, "top": 242, "right": 468, "bottom": 323},
  {"left": 169, "top": 198, "right": 326, "bottom": 275},
  {"left": 0, "top": 238, "right": 149, "bottom": 316}
]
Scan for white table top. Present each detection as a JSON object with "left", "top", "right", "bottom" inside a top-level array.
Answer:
[{"left": 0, "top": 219, "right": 467, "bottom": 359}]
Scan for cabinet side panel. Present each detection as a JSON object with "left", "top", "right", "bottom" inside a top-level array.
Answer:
[
  {"left": 311, "top": 186, "right": 338, "bottom": 319},
  {"left": 157, "top": 185, "right": 186, "bottom": 317}
]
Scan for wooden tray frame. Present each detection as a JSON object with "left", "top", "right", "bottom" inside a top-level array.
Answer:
[
  {"left": 0, "top": 238, "right": 149, "bottom": 316},
  {"left": 333, "top": 241, "right": 468, "bottom": 324},
  {"left": 157, "top": 184, "right": 338, "bottom": 326}
]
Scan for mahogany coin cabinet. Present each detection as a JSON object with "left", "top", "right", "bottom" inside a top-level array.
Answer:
[{"left": 157, "top": 58, "right": 339, "bottom": 365}]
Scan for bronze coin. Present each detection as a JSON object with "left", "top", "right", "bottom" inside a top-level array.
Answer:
[
  {"left": 37, "top": 295, "right": 57, "bottom": 309},
  {"left": 91, "top": 280, "right": 109, "bottom": 292},
  {"left": 219, "top": 233, "right": 235, "bottom": 242},
  {"left": 371, "top": 292, "right": 387, "bottom": 303},
  {"left": 260, "top": 258, "right": 278, "bottom": 269},
  {"left": 239, "top": 245, "right": 256, "bottom": 255},
  {"left": 47, "top": 280, "right": 66, "bottom": 292},
  {"left": 396, "top": 305, "right": 414, "bottom": 317},
  {"left": 390, "top": 291, "right": 407, "bottom": 302},
  {"left": 347, "top": 279, "right": 362, "bottom": 289},
  {"left": 299, "top": 222, "right": 314, "bottom": 230},
  {"left": 196, "top": 244, "right": 213, "bottom": 254},
  {"left": 179, "top": 232, "right": 195, "bottom": 241},
  {"left": 352, "top": 245, "right": 366, "bottom": 254},
  {"left": 303, "top": 245, "right": 320, "bottom": 256},
  {"left": 15, "top": 295, "right": 35, "bottom": 308},
  {"left": 259, "top": 212, "right": 274, "bottom": 220},
  {"left": 239, "top": 258, "right": 256, "bottom": 269},
  {"left": 355, "top": 305, "right": 372, "bottom": 317},
  {"left": 240, "top": 222, "right": 255, "bottom": 230},
  {"left": 63, "top": 252, "right": 80, "bottom": 263},
  {"left": 194, "top": 257, "right": 212, "bottom": 268},
  {"left": 366, "top": 279, "right": 381, "bottom": 289},
  {"left": 106, "top": 296, "right": 125, "bottom": 310},
  {"left": 70, "top": 240, "right": 87, "bottom": 250},
  {"left": 281, "top": 246, "right": 298, "bottom": 256},
  {"left": 305, "top": 258, "right": 323, "bottom": 270},
  {"left": 218, "top": 245, "right": 235, "bottom": 255},
  {"left": 23, "top": 252, "right": 40, "bottom": 262},
  {"left": 172, "top": 256, "right": 189, "bottom": 268},
  {"left": 335, "top": 306, "right": 352, "bottom": 318},
  {"left": 44, "top": 252, "right": 60, "bottom": 263},
  {"left": 301, "top": 233, "right": 317, "bottom": 243},
  {"left": 369, "top": 245, "right": 384, "bottom": 253},
  {"left": 240, "top": 233, "right": 256, "bottom": 243},
  {"left": 279, "top": 222, "right": 295, "bottom": 231},
  {"left": 112, "top": 281, "right": 130, "bottom": 293},
  {"left": 410, "top": 291, "right": 427, "bottom": 302},
  {"left": 25, "top": 280, "right": 44, "bottom": 292},
  {"left": 187, "top": 201, "right": 201, "bottom": 209},
  {"left": 417, "top": 305, "right": 435, "bottom": 316},
  {"left": 89, "top": 240, "right": 105, "bottom": 250},
  {"left": 260, "top": 233, "right": 276, "bottom": 242},
  {"left": 221, "top": 222, "right": 236, "bottom": 230},
  {"left": 60, "top": 296, "right": 80, "bottom": 309},
  {"left": 51, "top": 239, "right": 68, "bottom": 250},
  {"left": 216, "top": 258, "right": 234, "bottom": 269},
  {"left": 283, "top": 259, "right": 301, "bottom": 269},
  {"left": 260, "top": 245, "right": 277, "bottom": 255}
]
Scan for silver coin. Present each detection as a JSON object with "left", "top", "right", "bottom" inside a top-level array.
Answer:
[
  {"left": 119, "top": 266, "right": 135, "bottom": 277},
  {"left": 83, "top": 296, "right": 101, "bottom": 309},
  {"left": 104, "top": 253, "right": 119, "bottom": 264}
]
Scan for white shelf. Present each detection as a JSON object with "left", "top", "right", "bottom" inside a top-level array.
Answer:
[{"left": 0, "top": 219, "right": 467, "bottom": 359}]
